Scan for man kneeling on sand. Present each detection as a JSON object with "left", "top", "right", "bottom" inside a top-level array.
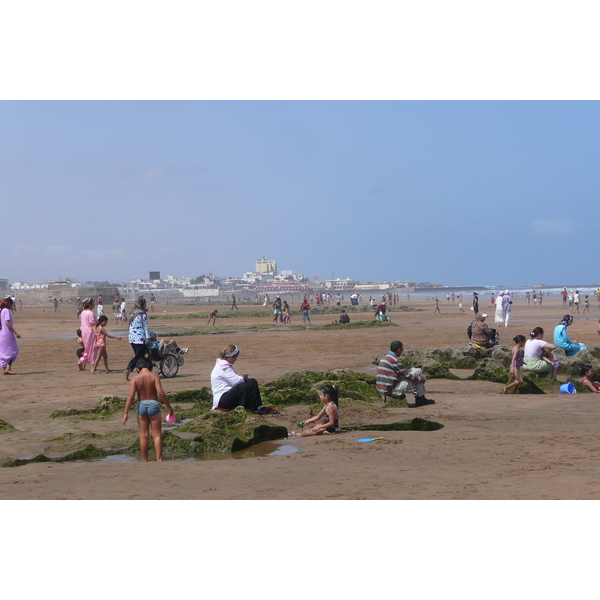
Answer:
[
  {"left": 123, "top": 358, "right": 175, "bottom": 461},
  {"left": 376, "top": 340, "right": 435, "bottom": 407}
]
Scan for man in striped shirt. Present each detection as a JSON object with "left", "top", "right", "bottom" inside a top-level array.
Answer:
[{"left": 376, "top": 340, "right": 435, "bottom": 407}]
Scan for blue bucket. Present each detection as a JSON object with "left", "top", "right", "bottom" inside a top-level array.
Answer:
[{"left": 560, "top": 382, "right": 576, "bottom": 394}]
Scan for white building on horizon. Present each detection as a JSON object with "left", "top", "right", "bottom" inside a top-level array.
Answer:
[{"left": 255, "top": 256, "right": 277, "bottom": 276}]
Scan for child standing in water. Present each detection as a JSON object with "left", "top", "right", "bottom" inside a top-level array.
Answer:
[
  {"left": 503, "top": 335, "right": 526, "bottom": 394},
  {"left": 123, "top": 358, "right": 175, "bottom": 461},
  {"left": 300, "top": 384, "right": 339, "bottom": 436},
  {"left": 91, "top": 315, "right": 123, "bottom": 374}
]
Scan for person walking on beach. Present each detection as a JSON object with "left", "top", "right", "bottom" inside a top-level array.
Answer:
[
  {"left": 231, "top": 294, "right": 238, "bottom": 310},
  {"left": 123, "top": 358, "right": 174, "bottom": 462},
  {"left": 583, "top": 296, "right": 590, "bottom": 313},
  {"left": 78, "top": 298, "right": 98, "bottom": 372},
  {"left": 112, "top": 297, "right": 121, "bottom": 323},
  {"left": 118, "top": 298, "right": 127, "bottom": 327},
  {"left": 272, "top": 297, "right": 282, "bottom": 324},
  {"left": 494, "top": 291, "right": 505, "bottom": 330},
  {"left": 91, "top": 315, "right": 122, "bottom": 374},
  {"left": 561, "top": 288, "right": 568, "bottom": 306},
  {"left": 502, "top": 291, "right": 512, "bottom": 327},
  {"left": 124, "top": 297, "right": 150, "bottom": 381},
  {"left": 433, "top": 296, "right": 441, "bottom": 313},
  {"left": 458, "top": 296, "right": 465, "bottom": 313},
  {"left": 301, "top": 297, "right": 311, "bottom": 325},
  {"left": 0, "top": 296, "right": 21, "bottom": 376},
  {"left": 572, "top": 290, "right": 580, "bottom": 314},
  {"left": 472, "top": 293, "right": 479, "bottom": 314}
]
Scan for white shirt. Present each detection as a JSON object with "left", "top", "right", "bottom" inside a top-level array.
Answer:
[
  {"left": 524, "top": 338, "right": 547, "bottom": 357},
  {"left": 211, "top": 358, "right": 244, "bottom": 409}
]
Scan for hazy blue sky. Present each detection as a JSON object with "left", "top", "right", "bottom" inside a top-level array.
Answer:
[{"left": 2, "top": 100, "right": 599, "bottom": 287}]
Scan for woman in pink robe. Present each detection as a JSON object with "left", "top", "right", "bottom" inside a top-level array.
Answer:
[
  {"left": 78, "top": 298, "right": 98, "bottom": 371},
  {"left": 0, "top": 296, "right": 21, "bottom": 375}
]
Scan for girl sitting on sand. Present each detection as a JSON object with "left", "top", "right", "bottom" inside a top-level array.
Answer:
[
  {"left": 503, "top": 335, "right": 526, "bottom": 394},
  {"left": 91, "top": 315, "right": 123, "bottom": 374},
  {"left": 580, "top": 365, "right": 600, "bottom": 393},
  {"left": 300, "top": 384, "right": 339, "bottom": 436}
]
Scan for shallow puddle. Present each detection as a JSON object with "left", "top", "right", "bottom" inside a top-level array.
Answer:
[{"left": 73, "top": 439, "right": 300, "bottom": 463}]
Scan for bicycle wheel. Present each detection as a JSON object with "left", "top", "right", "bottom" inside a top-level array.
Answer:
[{"left": 160, "top": 354, "right": 179, "bottom": 378}]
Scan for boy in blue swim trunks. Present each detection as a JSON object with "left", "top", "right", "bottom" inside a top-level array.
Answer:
[{"left": 123, "top": 358, "right": 175, "bottom": 461}]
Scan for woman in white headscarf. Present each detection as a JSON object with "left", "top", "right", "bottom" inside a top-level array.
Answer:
[
  {"left": 495, "top": 291, "right": 505, "bottom": 329},
  {"left": 501, "top": 290, "right": 512, "bottom": 327}
]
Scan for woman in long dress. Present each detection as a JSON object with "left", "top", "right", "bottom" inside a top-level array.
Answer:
[
  {"left": 78, "top": 298, "right": 98, "bottom": 371},
  {"left": 494, "top": 291, "right": 505, "bottom": 330},
  {"left": 0, "top": 296, "right": 21, "bottom": 375}
]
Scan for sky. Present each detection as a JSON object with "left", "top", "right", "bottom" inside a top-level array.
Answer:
[{"left": 2, "top": 100, "right": 600, "bottom": 287}]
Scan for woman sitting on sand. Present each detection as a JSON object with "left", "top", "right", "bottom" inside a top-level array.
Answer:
[
  {"left": 522, "top": 327, "right": 559, "bottom": 379},
  {"left": 210, "top": 344, "right": 263, "bottom": 413},
  {"left": 553, "top": 314, "right": 587, "bottom": 357}
]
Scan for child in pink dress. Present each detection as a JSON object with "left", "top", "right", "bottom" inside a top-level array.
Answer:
[{"left": 91, "top": 315, "right": 123, "bottom": 374}]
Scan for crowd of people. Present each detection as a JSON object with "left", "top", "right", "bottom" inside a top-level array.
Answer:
[{"left": 4, "top": 287, "right": 600, "bottom": 461}]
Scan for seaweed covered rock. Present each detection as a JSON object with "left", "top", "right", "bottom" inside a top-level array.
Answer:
[
  {"left": 168, "top": 388, "right": 213, "bottom": 405},
  {"left": 418, "top": 358, "right": 460, "bottom": 380},
  {"left": 49, "top": 395, "right": 127, "bottom": 418},
  {"left": 558, "top": 349, "right": 600, "bottom": 378},
  {"left": 162, "top": 407, "right": 287, "bottom": 453},
  {"left": 0, "top": 419, "right": 16, "bottom": 433},
  {"left": 491, "top": 345, "right": 512, "bottom": 367},
  {"left": 261, "top": 370, "right": 379, "bottom": 406},
  {"left": 469, "top": 358, "right": 511, "bottom": 383}
]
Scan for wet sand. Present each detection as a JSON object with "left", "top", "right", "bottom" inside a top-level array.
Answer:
[{"left": 1, "top": 296, "right": 600, "bottom": 499}]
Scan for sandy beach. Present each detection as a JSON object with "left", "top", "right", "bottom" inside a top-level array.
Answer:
[{"left": 1, "top": 295, "right": 600, "bottom": 500}]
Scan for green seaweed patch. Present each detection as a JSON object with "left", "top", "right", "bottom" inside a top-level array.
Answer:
[
  {"left": 0, "top": 419, "right": 16, "bottom": 433},
  {"left": 468, "top": 367, "right": 511, "bottom": 384},
  {"left": 380, "top": 396, "right": 409, "bottom": 408},
  {"left": 49, "top": 395, "right": 127, "bottom": 419},
  {"left": 261, "top": 370, "right": 379, "bottom": 406},
  {"left": 318, "top": 320, "right": 398, "bottom": 330},
  {"left": 168, "top": 388, "right": 212, "bottom": 405},
  {"left": 3, "top": 444, "right": 111, "bottom": 468},
  {"left": 158, "top": 407, "right": 287, "bottom": 453},
  {"left": 341, "top": 417, "right": 443, "bottom": 432}
]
